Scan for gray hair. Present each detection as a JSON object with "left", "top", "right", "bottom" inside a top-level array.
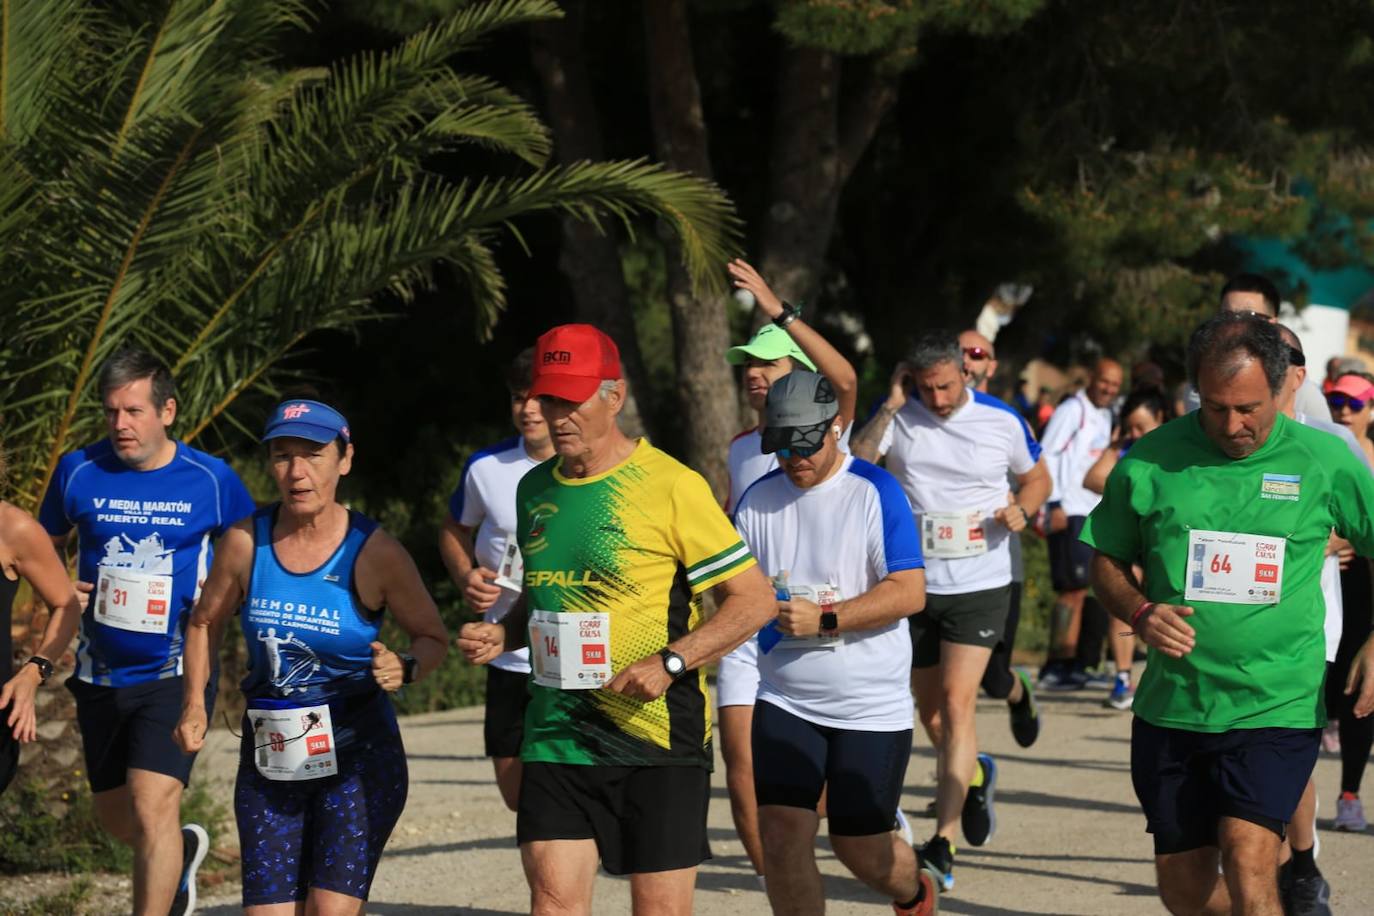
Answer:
[
  {"left": 596, "top": 378, "right": 620, "bottom": 402},
  {"left": 907, "top": 330, "right": 963, "bottom": 373},
  {"left": 1186, "top": 313, "right": 1287, "bottom": 395},
  {"left": 97, "top": 347, "right": 175, "bottom": 407}
]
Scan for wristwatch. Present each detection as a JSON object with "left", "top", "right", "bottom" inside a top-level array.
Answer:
[
  {"left": 399, "top": 653, "right": 419, "bottom": 685},
  {"left": 819, "top": 604, "right": 839, "bottom": 637},
  {"left": 772, "top": 300, "right": 802, "bottom": 329},
  {"left": 658, "top": 648, "right": 688, "bottom": 680},
  {"left": 25, "top": 656, "right": 54, "bottom": 685}
]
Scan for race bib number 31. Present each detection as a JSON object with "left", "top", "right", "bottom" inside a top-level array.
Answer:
[
  {"left": 529, "top": 610, "right": 612, "bottom": 689},
  {"left": 922, "top": 509, "right": 988, "bottom": 559},
  {"left": 95, "top": 569, "right": 173, "bottom": 634},
  {"left": 1184, "top": 529, "right": 1285, "bottom": 605}
]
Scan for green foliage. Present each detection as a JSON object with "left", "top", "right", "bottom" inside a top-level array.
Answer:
[
  {"left": 0, "top": 777, "right": 130, "bottom": 874},
  {"left": 1017, "top": 531, "right": 1052, "bottom": 654},
  {"left": 0, "top": 0, "right": 741, "bottom": 513}
]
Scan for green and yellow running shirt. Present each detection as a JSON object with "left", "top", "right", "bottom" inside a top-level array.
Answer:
[
  {"left": 1082, "top": 412, "right": 1374, "bottom": 732},
  {"left": 516, "top": 439, "right": 755, "bottom": 767}
]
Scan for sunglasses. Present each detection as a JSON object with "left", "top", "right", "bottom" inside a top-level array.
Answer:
[
  {"left": 777, "top": 443, "right": 824, "bottom": 459},
  {"left": 963, "top": 346, "right": 992, "bottom": 361},
  {"left": 1328, "top": 393, "right": 1368, "bottom": 412}
]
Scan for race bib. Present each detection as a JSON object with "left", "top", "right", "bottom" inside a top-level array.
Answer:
[
  {"left": 775, "top": 584, "right": 843, "bottom": 650},
  {"left": 1184, "top": 529, "right": 1286, "bottom": 605},
  {"left": 494, "top": 540, "right": 524, "bottom": 592},
  {"left": 248, "top": 704, "right": 337, "bottom": 781},
  {"left": 529, "top": 610, "right": 611, "bottom": 689},
  {"left": 922, "top": 510, "right": 988, "bottom": 559},
  {"left": 95, "top": 568, "right": 174, "bottom": 634}
]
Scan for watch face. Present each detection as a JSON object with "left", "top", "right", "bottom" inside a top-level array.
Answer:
[{"left": 663, "top": 652, "right": 685, "bottom": 675}]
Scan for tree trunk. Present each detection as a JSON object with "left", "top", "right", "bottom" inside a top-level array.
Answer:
[
  {"left": 529, "top": 2, "right": 650, "bottom": 437},
  {"left": 643, "top": 0, "right": 737, "bottom": 500},
  {"left": 758, "top": 51, "right": 897, "bottom": 315}
]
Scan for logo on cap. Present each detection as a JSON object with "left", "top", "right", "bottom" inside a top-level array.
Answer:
[
  {"left": 543, "top": 350, "right": 572, "bottom": 365},
  {"left": 282, "top": 403, "right": 312, "bottom": 420}
]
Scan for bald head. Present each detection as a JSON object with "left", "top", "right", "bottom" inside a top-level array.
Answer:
[
  {"left": 1087, "top": 358, "right": 1123, "bottom": 408},
  {"left": 958, "top": 329, "right": 996, "bottom": 392}
]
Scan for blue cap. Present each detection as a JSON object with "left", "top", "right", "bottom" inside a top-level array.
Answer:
[{"left": 262, "top": 399, "right": 351, "bottom": 445}]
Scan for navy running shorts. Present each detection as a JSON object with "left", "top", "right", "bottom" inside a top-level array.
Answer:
[
  {"left": 236, "top": 728, "right": 409, "bottom": 905},
  {"left": 1131, "top": 717, "right": 1319, "bottom": 855},
  {"left": 516, "top": 761, "right": 711, "bottom": 875},
  {"left": 751, "top": 699, "right": 912, "bottom": 836},
  {"left": 484, "top": 665, "right": 530, "bottom": 759},
  {"left": 68, "top": 673, "right": 215, "bottom": 793},
  {"left": 1048, "top": 515, "right": 1092, "bottom": 592}
]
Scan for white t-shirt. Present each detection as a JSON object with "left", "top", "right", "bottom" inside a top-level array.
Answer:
[
  {"left": 877, "top": 390, "right": 1040, "bottom": 596},
  {"left": 449, "top": 436, "right": 541, "bottom": 673},
  {"left": 1041, "top": 390, "right": 1113, "bottom": 518},
  {"left": 734, "top": 455, "right": 924, "bottom": 731},
  {"left": 1296, "top": 411, "right": 1374, "bottom": 661}
]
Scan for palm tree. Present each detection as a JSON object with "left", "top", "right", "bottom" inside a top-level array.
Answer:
[{"left": 0, "top": 0, "right": 741, "bottom": 512}]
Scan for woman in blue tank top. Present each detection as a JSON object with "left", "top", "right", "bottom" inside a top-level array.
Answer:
[{"left": 174, "top": 398, "right": 449, "bottom": 912}]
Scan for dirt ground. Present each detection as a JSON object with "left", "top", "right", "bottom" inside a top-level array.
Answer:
[{"left": 10, "top": 687, "right": 1374, "bottom": 914}]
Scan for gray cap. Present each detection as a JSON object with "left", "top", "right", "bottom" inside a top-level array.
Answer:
[{"left": 761, "top": 371, "right": 838, "bottom": 454}]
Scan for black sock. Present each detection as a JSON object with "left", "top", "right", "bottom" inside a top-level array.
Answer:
[
  {"left": 1291, "top": 845, "right": 1318, "bottom": 878},
  {"left": 896, "top": 883, "right": 927, "bottom": 908}
]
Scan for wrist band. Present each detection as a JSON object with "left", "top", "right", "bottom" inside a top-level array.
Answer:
[{"left": 1130, "top": 601, "right": 1155, "bottom": 629}]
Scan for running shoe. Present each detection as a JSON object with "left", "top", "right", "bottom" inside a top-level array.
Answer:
[
  {"left": 1321, "top": 719, "right": 1341, "bottom": 754},
  {"left": 961, "top": 754, "right": 997, "bottom": 847},
  {"left": 895, "top": 807, "right": 914, "bottom": 845},
  {"left": 918, "top": 835, "right": 955, "bottom": 892},
  {"left": 1082, "top": 665, "right": 1116, "bottom": 688},
  {"left": 892, "top": 868, "right": 939, "bottom": 915},
  {"left": 1280, "top": 861, "right": 1333, "bottom": 916},
  {"left": 1103, "top": 672, "right": 1134, "bottom": 710},
  {"left": 1334, "top": 792, "right": 1367, "bottom": 831},
  {"left": 170, "top": 823, "right": 209, "bottom": 916},
  {"left": 1037, "top": 663, "right": 1087, "bottom": 692},
  {"left": 1009, "top": 669, "right": 1041, "bottom": 748}
]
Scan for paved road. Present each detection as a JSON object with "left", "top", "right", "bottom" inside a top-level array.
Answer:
[{"left": 193, "top": 688, "right": 1374, "bottom": 914}]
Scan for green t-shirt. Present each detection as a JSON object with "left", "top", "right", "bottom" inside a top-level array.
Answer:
[
  {"left": 1081, "top": 412, "right": 1374, "bottom": 732},
  {"left": 515, "top": 439, "right": 755, "bottom": 767}
]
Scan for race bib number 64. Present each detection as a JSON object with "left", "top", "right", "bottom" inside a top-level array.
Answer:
[{"left": 1184, "top": 529, "right": 1285, "bottom": 605}]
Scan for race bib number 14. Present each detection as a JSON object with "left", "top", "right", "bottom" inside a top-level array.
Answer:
[
  {"left": 529, "top": 610, "right": 612, "bottom": 689},
  {"left": 1184, "top": 529, "right": 1285, "bottom": 605}
]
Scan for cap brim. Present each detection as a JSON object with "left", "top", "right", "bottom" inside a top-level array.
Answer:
[
  {"left": 760, "top": 419, "right": 830, "bottom": 454},
  {"left": 725, "top": 343, "right": 817, "bottom": 371},
  {"left": 262, "top": 421, "right": 340, "bottom": 444},
  {"left": 529, "top": 373, "right": 602, "bottom": 404},
  {"left": 1330, "top": 376, "right": 1374, "bottom": 400}
]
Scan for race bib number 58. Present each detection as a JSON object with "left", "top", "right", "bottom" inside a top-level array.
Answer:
[{"left": 1184, "top": 529, "right": 1285, "bottom": 605}]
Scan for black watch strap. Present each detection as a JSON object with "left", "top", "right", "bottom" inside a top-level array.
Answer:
[
  {"left": 772, "top": 300, "right": 801, "bottom": 329},
  {"left": 26, "top": 656, "right": 54, "bottom": 684},
  {"left": 400, "top": 653, "right": 419, "bottom": 685},
  {"left": 658, "top": 648, "right": 688, "bottom": 680}
]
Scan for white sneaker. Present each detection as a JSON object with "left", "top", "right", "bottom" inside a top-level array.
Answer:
[{"left": 1335, "top": 794, "right": 1367, "bottom": 832}]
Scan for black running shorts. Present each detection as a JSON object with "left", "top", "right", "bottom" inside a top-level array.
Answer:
[
  {"left": 1047, "top": 515, "right": 1093, "bottom": 592},
  {"left": 516, "top": 762, "right": 711, "bottom": 875},
  {"left": 68, "top": 673, "right": 215, "bottom": 793},
  {"left": 909, "top": 585, "right": 1011, "bottom": 669},
  {"left": 483, "top": 665, "right": 531, "bottom": 759},
  {"left": 1131, "top": 717, "right": 1319, "bottom": 855},
  {"left": 751, "top": 700, "right": 911, "bottom": 836}
]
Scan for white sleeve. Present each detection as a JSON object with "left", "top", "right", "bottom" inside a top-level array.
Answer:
[
  {"left": 1007, "top": 414, "right": 1036, "bottom": 476},
  {"left": 457, "top": 461, "right": 488, "bottom": 528},
  {"left": 1038, "top": 400, "right": 1081, "bottom": 503}
]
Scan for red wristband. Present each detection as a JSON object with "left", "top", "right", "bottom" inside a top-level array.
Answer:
[{"left": 1130, "top": 601, "right": 1155, "bottom": 629}]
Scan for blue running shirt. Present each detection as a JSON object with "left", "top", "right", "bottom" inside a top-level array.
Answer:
[
  {"left": 39, "top": 440, "right": 255, "bottom": 686},
  {"left": 241, "top": 506, "right": 382, "bottom": 705}
]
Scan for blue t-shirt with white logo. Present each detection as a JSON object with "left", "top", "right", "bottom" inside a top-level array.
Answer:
[{"left": 39, "top": 439, "right": 256, "bottom": 687}]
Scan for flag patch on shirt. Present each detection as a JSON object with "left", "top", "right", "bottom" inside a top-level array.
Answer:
[{"left": 1260, "top": 473, "right": 1301, "bottom": 501}]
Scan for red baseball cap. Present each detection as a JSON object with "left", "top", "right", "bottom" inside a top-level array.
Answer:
[{"left": 529, "top": 324, "right": 622, "bottom": 403}]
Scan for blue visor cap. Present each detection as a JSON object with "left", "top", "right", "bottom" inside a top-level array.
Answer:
[{"left": 262, "top": 399, "right": 351, "bottom": 445}]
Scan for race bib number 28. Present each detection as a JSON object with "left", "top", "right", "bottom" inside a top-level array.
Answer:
[{"left": 1184, "top": 529, "right": 1285, "bottom": 605}]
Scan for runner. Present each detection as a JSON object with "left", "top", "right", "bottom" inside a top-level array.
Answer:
[
  {"left": 1082, "top": 313, "right": 1374, "bottom": 914},
  {"left": 457, "top": 324, "right": 774, "bottom": 916},
  {"left": 1038, "top": 357, "right": 1121, "bottom": 690},
  {"left": 851, "top": 330, "right": 1052, "bottom": 889},
  {"left": 1276, "top": 324, "right": 1367, "bottom": 916},
  {"left": 959, "top": 329, "right": 1041, "bottom": 748},
  {"left": 1081, "top": 384, "right": 1173, "bottom": 710},
  {"left": 438, "top": 348, "right": 552, "bottom": 812},
  {"left": 0, "top": 487, "right": 84, "bottom": 795},
  {"left": 720, "top": 258, "right": 860, "bottom": 883},
  {"left": 732, "top": 370, "right": 935, "bottom": 916},
  {"left": 173, "top": 395, "right": 449, "bottom": 913},
  {"left": 38, "top": 348, "right": 255, "bottom": 915}
]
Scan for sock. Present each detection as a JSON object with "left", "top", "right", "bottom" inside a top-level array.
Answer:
[
  {"left": 1291, "top": 845, "right": 1318, "bottom": 878},
  {"left": 969, "top": 760, "right": 985, "bottom": 789},
  {"left": 756, "top": 874, "right": 767, "bottom": 892},
  {"left": 895, "top": 883, "right": 927, "bottom": 908}
]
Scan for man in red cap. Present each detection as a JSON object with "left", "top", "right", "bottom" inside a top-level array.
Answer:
[{"left": 459, "top": 324, "right": 775, "bottom": 916}]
